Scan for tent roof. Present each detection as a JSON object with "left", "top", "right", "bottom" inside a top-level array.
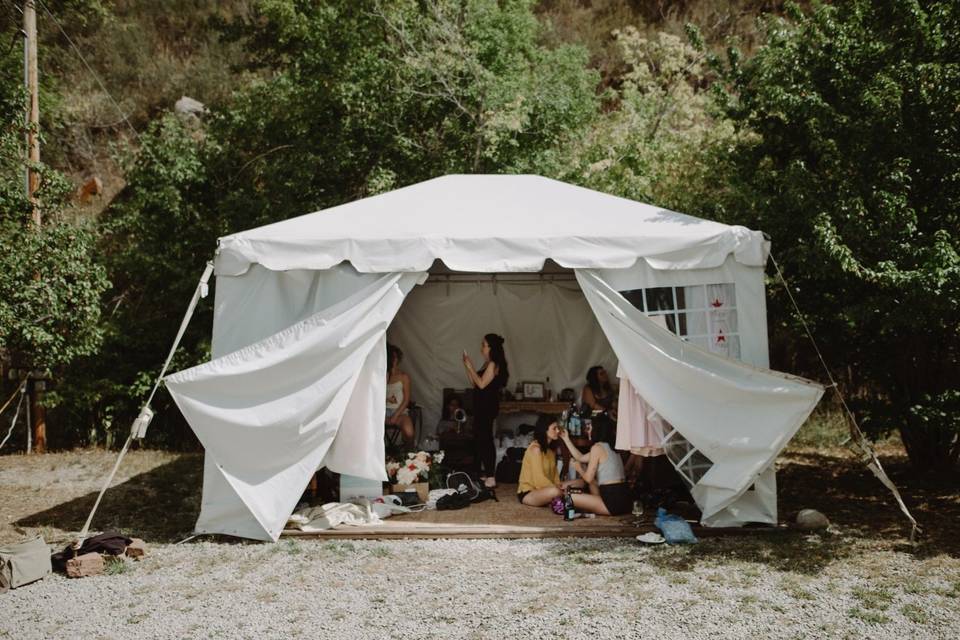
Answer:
[{"left": 215, "top": 174, "right": 768, "bottom": 275}]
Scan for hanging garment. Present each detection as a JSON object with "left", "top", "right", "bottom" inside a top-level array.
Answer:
[{"left": 615, "top": 367, "right": 667, "bottom": 457}]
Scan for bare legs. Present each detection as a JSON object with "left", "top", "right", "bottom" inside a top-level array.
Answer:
[
  {"left": 571, "top": 492, "right": 611, "bottom": 515},
  {"left": 521, "top": 486, "right": 561, "bottom": 506},
  {"left": 398, "top": 414, "right": 415, "bottom": 446}
]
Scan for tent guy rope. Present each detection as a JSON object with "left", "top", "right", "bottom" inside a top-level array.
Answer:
[
  {"left": 73, "top": 261, "right": 214, "bottom": 549},
  {"left": 769, "top": 254, "right": 920, "bottom": 541},
  {"left": 0, "top": 379, "right": 27, "bottom": 451}
]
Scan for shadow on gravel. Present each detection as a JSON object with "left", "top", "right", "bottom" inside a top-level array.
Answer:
[
  {"left": 539, "top": 448, "right": 959, "bottom": 573},
  {"left": 16, "top": 453, "right": 204, "bottom": 543}
]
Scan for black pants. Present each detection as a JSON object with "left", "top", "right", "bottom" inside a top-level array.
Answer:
[{"left": 472, "top": 413, "right": 497, "bottom": 477}]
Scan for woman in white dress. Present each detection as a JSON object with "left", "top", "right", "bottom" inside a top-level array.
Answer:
[{"left": 386, "top": 344, "right": 415, "bottom": 446}]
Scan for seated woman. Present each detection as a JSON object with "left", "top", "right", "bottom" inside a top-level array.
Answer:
[
  {"left": 559, "top": 419, "right": 632, "bottom": 516},
  {"left": 386, "top": 343, "right": 415, "bottom": 445},
  {"left": 582, "top": 365, "right": 617, "bottom": 418},
  {"left": 517, "top": 414, "right": 575, "bottom": 506}
]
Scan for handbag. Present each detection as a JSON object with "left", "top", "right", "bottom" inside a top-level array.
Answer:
[
  {"left": 445, "top": 471, "right": 480, "bottom": 500},
  {"left": 0, "top": 536, "right": 51, "bottom": 592}
]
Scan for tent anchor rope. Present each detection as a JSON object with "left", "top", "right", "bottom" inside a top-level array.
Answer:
[
  {"left": 73, "top": 261, "right": 215, "bottom": 549},
  {"left": 769, "top": 254, "right": 920, "bottom": 542},
  {"left": 0, "top": 379, "right": 28, "bottom": 452}
]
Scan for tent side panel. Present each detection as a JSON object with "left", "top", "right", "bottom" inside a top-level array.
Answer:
[
  {"left": 576, "top": 269, "right": 822, "bottom": 523},
  {"left": 194, "top": 455, "right": 272, "bottom": 540},
  {"left": 211, "top": 263, "right": 383, "bottom": 358},
  {"left": 594, "top": 255, "right": 770, "bottom": 368}
]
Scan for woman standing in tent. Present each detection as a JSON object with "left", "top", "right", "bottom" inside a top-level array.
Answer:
[
  {"left": 462, "top": 333, "right": 509, "bottom": 489},
  {"left": 386, "top": 343, "right": 415, "bottom": 445}
]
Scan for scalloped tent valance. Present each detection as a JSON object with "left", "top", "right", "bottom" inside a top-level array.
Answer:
[{"left": 215, "top": 174, "right": 768, "bottom": 276}]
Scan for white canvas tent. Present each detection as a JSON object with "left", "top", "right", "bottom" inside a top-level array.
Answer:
[{"left": 164, "top": 174, "right": 823, "bottom": 542}]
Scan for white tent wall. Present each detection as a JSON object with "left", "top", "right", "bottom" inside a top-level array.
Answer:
[
  {"left": 193, "top": 256, "right": 795, "bottom": 534},
  {"left": 168, "top": 270, "right": 424, "bottom": 541},
  {"left": 593, "top": 254, "right": 771, "bottom": 369}
]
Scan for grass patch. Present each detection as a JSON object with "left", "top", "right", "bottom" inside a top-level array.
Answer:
[
  {"left": 104, "top": 555, "right": 130, "bottom": 575},
  {"left": 322, "top": 541, "right": 356, "bottom": 557},
  {"left": 848, "top": 607, "right": 890, "bottom": 625},
  {"left": 789, "top": 408, "right": 848, "bottom": 449},
  {"left": 278, "top": 539, "right": 302, "bottom": 556},
  {"left": 369, "top": 545, "right": 391, "bottom": 558},
  {"left": 900, "top": 603, "right": 930, "bottom": 624},
  {"left": 851, "top": 585, "right": 894, "bottom": 611}
]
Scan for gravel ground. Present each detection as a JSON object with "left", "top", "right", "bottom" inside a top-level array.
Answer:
[{"left": 2, "top": 535, "right": 958, "bottom": 640}]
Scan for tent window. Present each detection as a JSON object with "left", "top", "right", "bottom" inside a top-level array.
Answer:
[
  {"left": 661, "top": 429, "right": 715, "bottom": 487},
  {"left": 621, "top": 283, "right": 740, "bottom": 360}
]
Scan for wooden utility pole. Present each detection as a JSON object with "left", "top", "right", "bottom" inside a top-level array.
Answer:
[
  {"left": 24, "top": 1, "right": 39, "bottom": 225},
  {"left": 24, "top": 0, "right": 46, "bottom": 452}
]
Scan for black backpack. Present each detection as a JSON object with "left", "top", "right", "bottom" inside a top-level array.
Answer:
[{"left": 495, "top": 447, "right": 525, "bottom": 483}]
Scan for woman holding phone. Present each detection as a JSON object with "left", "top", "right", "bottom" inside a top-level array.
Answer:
[{"left": 462, "top": 333, "right": 508, "bottom": 489}]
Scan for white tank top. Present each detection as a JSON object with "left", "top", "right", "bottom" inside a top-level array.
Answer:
[{"left": 385, "top": 380, "right": 404, "bottom": 411}]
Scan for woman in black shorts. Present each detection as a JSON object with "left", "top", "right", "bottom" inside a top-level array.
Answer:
[{"left": 558, "top": 418, "right": 632, "bottom": 516}]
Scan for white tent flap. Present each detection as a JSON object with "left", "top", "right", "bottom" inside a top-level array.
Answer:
[
  {"left": 575, "top": 269, "right": 823, "bottom": 521},
  {"left": 165, "top": 271, "right": 424, "bottom": 541}
]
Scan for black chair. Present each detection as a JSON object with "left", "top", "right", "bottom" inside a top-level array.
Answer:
[{"left": 384, "top": 401, "right": 423, "bottom": 448}]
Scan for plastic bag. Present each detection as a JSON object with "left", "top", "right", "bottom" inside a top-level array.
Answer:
[{"left": 654, "top": 507, "right": 698, "bottom": 544}]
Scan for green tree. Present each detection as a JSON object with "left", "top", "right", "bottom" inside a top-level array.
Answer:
[
  {"left": 709, "top": 1, "right": 960, "bottom": 471},
  {"left": 0, "top": 42, "right": 109, "bottom": 410},
  {"left": 59, "top": 113, "right": 213, "bottom": 448},
  {"left": 63, "top": 0, "right": 603, "bottom": 445}
]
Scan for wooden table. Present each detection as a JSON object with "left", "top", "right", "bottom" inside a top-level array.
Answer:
[{"left": 499, "top": 400, "right": 570, "bottom": 415}]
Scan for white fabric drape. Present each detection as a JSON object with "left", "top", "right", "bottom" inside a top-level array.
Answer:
[
  {"left": 165, "top": 271, "right": 424, "bottom": 541},
  {"left": 575, "top": 269, "right": 823, "bottom": 521}
]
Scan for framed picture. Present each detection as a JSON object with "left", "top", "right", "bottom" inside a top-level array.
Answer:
[{"left": 522, "top": 381, "right": 545, "bottom": 400}]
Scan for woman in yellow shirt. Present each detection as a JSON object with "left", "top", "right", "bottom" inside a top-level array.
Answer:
[{"left": 518, "top": 414, "right": 575, "bottom": 506}]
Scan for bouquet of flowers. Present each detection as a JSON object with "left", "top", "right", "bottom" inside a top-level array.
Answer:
[{"left": 386, "top": 450, "right": 446, "bottom": 488}]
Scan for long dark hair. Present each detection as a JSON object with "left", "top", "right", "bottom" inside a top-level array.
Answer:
[
  {"left": 586, "top": 365, "right": 611, "bottom": 396},
  {"left": 484, "top": 333, "right": 509, "bottom": 386},
  {"left": 589, "top": 414, "right": 617, "bottom": 448},
  {"left": 532, "top": 413, "right": 557, "bottom": 453},
  {"left": 387, "top": 343, "right": 403, "bottom": 369}
]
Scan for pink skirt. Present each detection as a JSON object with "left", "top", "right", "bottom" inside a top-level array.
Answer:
[{"left": 615, "top": 372, "right": 667, "bottom": 457}]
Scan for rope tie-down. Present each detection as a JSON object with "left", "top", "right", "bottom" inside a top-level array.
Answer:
[
  {"left": 769, "top": 254, "right": 920, "bottom": 542},
  {"left": 73, "top": 261, "right": 214, "bottom": 549}
]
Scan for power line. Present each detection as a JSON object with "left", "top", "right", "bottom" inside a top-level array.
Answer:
[{"left": 35, "top": 0, "right": 139, "bottom": 140}]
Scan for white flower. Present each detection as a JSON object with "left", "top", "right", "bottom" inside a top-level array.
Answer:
[
  {"left": 396, "top": 465, "right": 419, "bottom": 485},
  {"left": 434, "top": 451, "right": 445, "bottom": 464}
]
